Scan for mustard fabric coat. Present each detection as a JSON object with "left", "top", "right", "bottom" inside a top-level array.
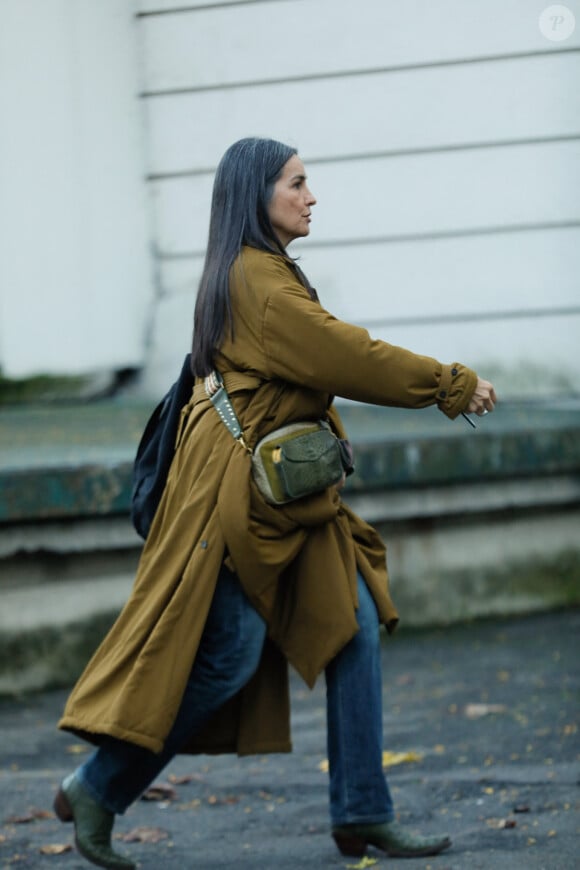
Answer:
[{"left": 59, "top": 247, "right": 477, "bottom": 756}]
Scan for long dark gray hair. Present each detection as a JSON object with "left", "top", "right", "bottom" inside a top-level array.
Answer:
[{"left": 191, "top": 137, "right": 315, "bottom": 376}]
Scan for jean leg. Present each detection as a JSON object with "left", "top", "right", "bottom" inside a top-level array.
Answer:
[
  {"left": 325, "top": 572, "right": 395, "bottom": 826},
  {"left": 78, "top": 563, "right": 267, "bottom": 813}
]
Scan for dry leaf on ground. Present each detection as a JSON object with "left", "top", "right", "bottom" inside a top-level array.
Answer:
[
  {"left": 486, "top": 817, "right": 517, "bottom": 829},
  {"left": 120, "top": 826, "right": 169, "bottom": 843},
  {"left": 207, "top": 794, "right": 240, "bottom": 805},
  {"left": 5, "top": 813, "right": 36, "bottom": 824},
  {"left": 168, "top": 773, "right": 205, "bottom": 785},
  {"left": 464, "top": 703, "right": 507, "bottom": 719},
  {"left": 140, "top": 782, "right": 177, "bottom": 802},
  {"left": 39, "top": 844, "right": 73, "bottom": 855},
  {"left": 5, "top": 809, "right": 53, "bottom": 825}
]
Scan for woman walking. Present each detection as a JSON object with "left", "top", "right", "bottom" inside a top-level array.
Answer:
[{"left": 56, "top": 137, "right": 496, "bottom": 869}]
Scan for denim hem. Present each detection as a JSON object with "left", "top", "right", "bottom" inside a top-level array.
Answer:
[
  {"left": 331, "top": 811, "right": 396, "bottom": 828},
  {"left": 75, "top": 767, "right": 127, "bottom": 816}
]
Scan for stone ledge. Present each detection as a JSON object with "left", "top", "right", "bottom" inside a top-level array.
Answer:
[
  {"left": 1, "top": 399, "right": 579, "bottom": 523},
  {"left": 0, "top": 461, "right": 132, "bottom": 523},
  {"left": 0, "top": 612, "right": 120, "bottom": 696}
]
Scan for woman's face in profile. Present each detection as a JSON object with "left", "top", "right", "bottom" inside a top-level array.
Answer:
[{"left": 268, "top": 155, "right": 317, "bottom": 248}]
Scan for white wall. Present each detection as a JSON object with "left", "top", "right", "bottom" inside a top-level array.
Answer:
[
  {"left": 3, "top": 1, "right": 576, "bottom": 390},
  {"left": 136, "top": 0, "right": 580, "bottom": 398},
  {"left": 0, "top": 0, "right": 153, "bottom": 378}
]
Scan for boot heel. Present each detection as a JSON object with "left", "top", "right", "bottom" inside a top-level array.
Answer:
[
  {"left": 53, "top": 788, "right": 73, "bottom": 823},
  {"left": 332, "top": 832, "right": 367, "bottom": 857}
]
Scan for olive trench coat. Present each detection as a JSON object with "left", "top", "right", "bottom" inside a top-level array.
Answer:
[{"left": 59, "top": 247, "right": 477, "bottom": 757}]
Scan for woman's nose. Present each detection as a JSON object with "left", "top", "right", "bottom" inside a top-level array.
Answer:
[{"left": 306, "top": 187, "right": 316, "bottom": 205}]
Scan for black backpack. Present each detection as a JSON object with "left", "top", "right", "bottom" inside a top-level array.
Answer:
[{"left": 131, "top": 354, "right": 195, "bottom": 539}]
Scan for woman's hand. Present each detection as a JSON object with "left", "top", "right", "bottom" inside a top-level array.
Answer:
[{"left": 466, "top": 377, "right": 497, "bottom": 416}]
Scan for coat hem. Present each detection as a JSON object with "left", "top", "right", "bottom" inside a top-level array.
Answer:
[
  {"left": 58, "top": 717, "right": 164, "bottom": 754},
  {"left": 58, "top": 717, "right": 293, "bottom": 757},
  {"left": 200, "top": 740, "right": 293, "bottom": 756}
]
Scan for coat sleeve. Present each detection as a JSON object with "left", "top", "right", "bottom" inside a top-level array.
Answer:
[{"left": 258, "top": 256, "right": 477, "bottom": 419}]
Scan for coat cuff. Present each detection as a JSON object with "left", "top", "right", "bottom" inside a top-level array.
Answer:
[{"left": 437, "top": 363, "right": 478, "bottom": 419}]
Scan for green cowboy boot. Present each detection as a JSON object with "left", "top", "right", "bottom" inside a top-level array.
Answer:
[
  {"left": 332, "top": 819, "right": 451, "bottom": 858},
  {"left": 54, "top": 773, "right": 136, "bottom": 870}
]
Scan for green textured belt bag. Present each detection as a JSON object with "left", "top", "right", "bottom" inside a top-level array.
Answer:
[
  {"left": 204, "top": 371, "right": 354, "bottom": 506},
  {"left": 252, "top": 420, "right": 345, "bottom": 505}
]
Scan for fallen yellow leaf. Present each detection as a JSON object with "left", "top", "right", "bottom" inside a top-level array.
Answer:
[
  {"left": 382, "top": 750, "right": 423, "bottom": 767},
  {"left": 66, "top": 744, "right": 89, "bottom": 755},
  {"left": 346, "top": 858, "right": 378, "bottom": 869}
]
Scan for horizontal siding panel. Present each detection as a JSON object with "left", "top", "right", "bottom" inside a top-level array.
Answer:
[
  {"left": 154, "top": 228, "right": 580, "bottom": 321},
  {"left": 152, "top": 141, "right": 580, "bottom": 254},
  {"left": 138, "top": 1, "right": 259, "bottom": 12},
  {"left": 145, "top": 278, "right": 580, "bottom": 397},
  {"left": 145, "top": 53, "right": 580, "bottom": 176},
  {"left": 294, "top": 228, "right": 580, "bottom": 323},
  {"left": 365, "top": 314, "right": 580, "bottom": 396},
  {"left": 139, "top": 0, "right": 580, "bottom": 92}
]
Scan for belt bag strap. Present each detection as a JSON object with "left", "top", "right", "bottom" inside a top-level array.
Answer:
[{"left": 204, "top": 370, "right": 249, "bottom": 447}]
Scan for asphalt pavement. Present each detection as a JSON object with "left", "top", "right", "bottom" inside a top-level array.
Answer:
[{"left": 1, "top": 608, "right": 578, "bottom": 870}]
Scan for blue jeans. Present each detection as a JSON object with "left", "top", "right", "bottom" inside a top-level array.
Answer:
[
  {"left": 77, "top": 564, "right": 394, "bottom": 826},
  {"left": 325, "top": 573, "right": 394, "bottom": 826}
]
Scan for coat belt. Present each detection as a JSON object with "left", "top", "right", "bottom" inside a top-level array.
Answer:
[{"left": 192, "top": 371, "right": 262, "bottom": 404}]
